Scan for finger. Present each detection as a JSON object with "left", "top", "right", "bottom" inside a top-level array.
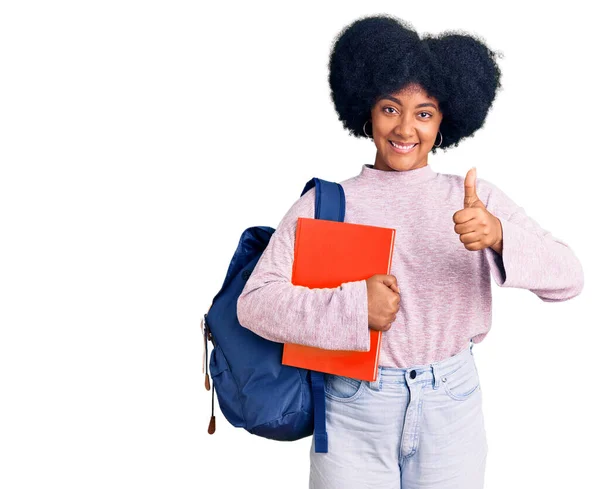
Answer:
[
  {"left": 382, "top": 275, "right": 397, "bottom": 289},
  {"left": 463, "top": 167, "right": 479, "bottom": 208},
  {"left": 460, "top": 231, "right": 480, "bottom": 244},
  {"left": 464, "top": 240, "right": 484, "bottom": 251},
  {"left": 453, "top": 207, "right": 478, "bottom": 225},
  {"left": 454, "top": 219, "right": 478, "bottom": 235}
]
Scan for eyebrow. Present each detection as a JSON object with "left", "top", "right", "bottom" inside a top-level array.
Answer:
[{"left": 381, "top": 95, "right": 439, "bottom": 111}]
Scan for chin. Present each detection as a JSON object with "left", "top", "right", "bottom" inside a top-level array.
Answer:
[{"left": 387, "top": 154, "right": 424, "bottom": 169}]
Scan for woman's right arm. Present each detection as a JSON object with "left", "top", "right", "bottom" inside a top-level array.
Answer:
[{"left": 236, "top": 187, "right": 371, "bottom": 351}]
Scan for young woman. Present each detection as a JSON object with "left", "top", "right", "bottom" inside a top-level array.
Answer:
[{"left": 236, "top": 14, "right": 584, "bottom": 489}]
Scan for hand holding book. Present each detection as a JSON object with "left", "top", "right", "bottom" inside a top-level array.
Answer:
[{"left": 366, "top": 274, "right": 400, "bottom": 332}]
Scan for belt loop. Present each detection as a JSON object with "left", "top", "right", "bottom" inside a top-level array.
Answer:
[
  {"left": 470, "top": 338, "right": 474, "bottom": 355},
  {"left": 369, "top": 367, "right": 381, "bottom": 391},
  {"left": 431, "top": 362, "right": 440, "bottom": 390}
]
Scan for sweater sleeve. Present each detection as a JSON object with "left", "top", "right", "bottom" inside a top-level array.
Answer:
[
  {"left": 236, "top": 187, "right": 371, "bottom": 351},
  {"left": 479, "top": 178, "right": 584, "bottom": 302}
]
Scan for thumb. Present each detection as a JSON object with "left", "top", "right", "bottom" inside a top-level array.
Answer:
[{"left": 464, "top": 167, "right": 482, "bottom": 208}]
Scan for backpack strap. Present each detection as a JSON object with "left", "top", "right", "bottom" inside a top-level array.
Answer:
[
  {"left": 301, "top": 178, "right": 346, "bottom": 222},
  {"left": 301, "top": 177, "right": 346, "bottom": 454},
  {"left": 309, "top": 370, "right": 327, "bottom": 453}
]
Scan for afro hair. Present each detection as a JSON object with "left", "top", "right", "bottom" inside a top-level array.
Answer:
[{"left": 328, "top": 14, "right": 503, "bottom": 153}]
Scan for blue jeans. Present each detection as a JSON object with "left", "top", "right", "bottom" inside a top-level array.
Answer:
[{"left": 309, "top": 342, "right": 487, "bottom": 489}]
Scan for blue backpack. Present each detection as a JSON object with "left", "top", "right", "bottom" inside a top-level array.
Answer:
[{"left": 202, "top": 177, "right": 346, "bottom": 454}]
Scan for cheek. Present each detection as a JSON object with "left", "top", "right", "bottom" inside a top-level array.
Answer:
[
  {"left": 371, "top": 113, "right": 393, "bottom": 134},
  {"left": 418, "top": 127, "right": 439, "bottom": 146},
  {"left": 424, "top": 124, "right": 439, "bottom": 137}
]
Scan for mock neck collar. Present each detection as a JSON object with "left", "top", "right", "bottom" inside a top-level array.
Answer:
[{"left": 357, "top": 163, "right": 438, "bottom": 185}]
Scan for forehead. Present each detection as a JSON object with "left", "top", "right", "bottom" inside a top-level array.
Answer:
[{"left": 377, "top": 84, "right": 439, "bottom": 109}]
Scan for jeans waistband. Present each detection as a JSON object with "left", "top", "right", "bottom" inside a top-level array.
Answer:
[{"left": 367, "top": 340, "right": 475, "bottom": 391}]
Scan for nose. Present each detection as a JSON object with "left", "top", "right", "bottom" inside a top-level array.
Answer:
[{"left": 393, "top": 113, "right": 416, "bottom": 139}]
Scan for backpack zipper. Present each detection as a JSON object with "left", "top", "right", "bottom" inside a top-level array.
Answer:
[{"left": 202, "top": 313, "right": 216, "bottom": 434}]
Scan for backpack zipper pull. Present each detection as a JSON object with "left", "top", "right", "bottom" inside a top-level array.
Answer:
[
  {"left": 204, "top": 331, "right": 211, "bottom": 390},
  {"left": 203, "top": 314, "right": 216, "bottom": 433},
  {"left": 208, "top": 383, "right": 216, "bottom": 434},
  {"left": 202, "top": 315, "right": 211, "bottom": 391},
  {"left": 201, "top": 315, "right": 206, "bottom": 374}
]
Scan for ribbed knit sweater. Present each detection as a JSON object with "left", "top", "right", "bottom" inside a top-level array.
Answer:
[{"left": 237, "top": 163, "right": 584, "bottom": 367}]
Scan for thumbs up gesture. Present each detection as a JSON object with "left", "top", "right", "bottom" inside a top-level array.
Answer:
[{"left": 452, "top": 167, "right": 503, "bottom": 252}]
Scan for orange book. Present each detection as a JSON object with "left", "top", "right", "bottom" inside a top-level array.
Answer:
[{"left": 281, "top": 217, "right": 396, "bottom": 381}]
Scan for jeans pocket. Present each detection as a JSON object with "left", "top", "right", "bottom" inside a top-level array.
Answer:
[
  {"left": 324, "top": 374, "right": 366, "bottom": 403},
  {"left": 441, "top": 358, "right": 480, "bottom": 401}
]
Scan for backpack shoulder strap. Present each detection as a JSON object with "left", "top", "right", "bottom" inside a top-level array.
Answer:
[
  {"left": 300, "top": 177, "right": 346, "bottom": 454},
  {"left": 301, "top": 178, "right": 345, "bottom": 222}
]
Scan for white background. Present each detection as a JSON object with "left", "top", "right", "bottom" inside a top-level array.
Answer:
[{"left": 1, "top": 1, "right": 597, "bottom": 488}]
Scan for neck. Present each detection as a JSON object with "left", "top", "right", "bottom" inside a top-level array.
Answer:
[
  {"left": 357, "top": 163, "right": 438, "bottom": 186},
  {"left": 373, "top": 151, "right": 429, "bottom": 172}
]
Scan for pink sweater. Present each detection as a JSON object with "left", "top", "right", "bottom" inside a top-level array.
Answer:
[{"left": 237, "top": 163, "right": 584, "bottom": 368}]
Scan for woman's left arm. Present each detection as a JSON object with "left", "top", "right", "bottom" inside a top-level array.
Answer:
[{"left": 477, "top": 176, "right": 584, "bottom": 302}]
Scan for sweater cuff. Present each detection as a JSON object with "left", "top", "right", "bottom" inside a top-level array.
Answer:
[
  {"left": 483, "top": 216, "right": 532, "bottom": 288},
  {"left": 342, "top": 279, "right": 371, "bottom": 351}
]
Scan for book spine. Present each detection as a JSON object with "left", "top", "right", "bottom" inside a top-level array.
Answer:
[
  {"left": 373, "top": 331, "right": 382, "bottom": 381},
  {"left": 375, "top": 229, "right": 396, "bottom": 380},
  {"left": 291, "top": 218, "right": 303, "bottom": 283},
  {"left": 387, "top": 229, "right": 395, "bottom": 275}
]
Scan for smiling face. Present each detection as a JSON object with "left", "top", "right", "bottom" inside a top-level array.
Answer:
[{"left": 370, "top": 83, "right": 443, "bottom": 172}]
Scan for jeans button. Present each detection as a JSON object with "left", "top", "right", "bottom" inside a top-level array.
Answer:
[{"left": 409, "top": 369, "right": 417, "bottom": 379}]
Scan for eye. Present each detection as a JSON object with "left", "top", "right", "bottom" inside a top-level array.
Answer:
[
  {"left": 419, "top": 112, "right": 433, "bottom": 119},
  {"left": 383, "top": 106, "right": 398, "bottom": 114}
]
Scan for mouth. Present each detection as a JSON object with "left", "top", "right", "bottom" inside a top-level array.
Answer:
[{"left": 389, "top": 140, "right": 418, "bottom": 154}]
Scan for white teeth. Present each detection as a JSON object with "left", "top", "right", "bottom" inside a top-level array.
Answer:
[{"left": 390, "top": 141, "right": 416, "bottom": 149}]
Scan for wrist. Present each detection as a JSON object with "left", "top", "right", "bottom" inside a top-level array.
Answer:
[{"left": 492, "top": 217, "right": 503, "bottom": 253}]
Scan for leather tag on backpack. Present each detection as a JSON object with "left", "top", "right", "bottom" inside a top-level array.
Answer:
[{"left": 208, "top": 416, "right": 216, "bottom": 435}]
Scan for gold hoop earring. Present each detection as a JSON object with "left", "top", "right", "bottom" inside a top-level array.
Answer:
[{"left": 363, "top": 120, "right": 373, "bottom": 139}]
